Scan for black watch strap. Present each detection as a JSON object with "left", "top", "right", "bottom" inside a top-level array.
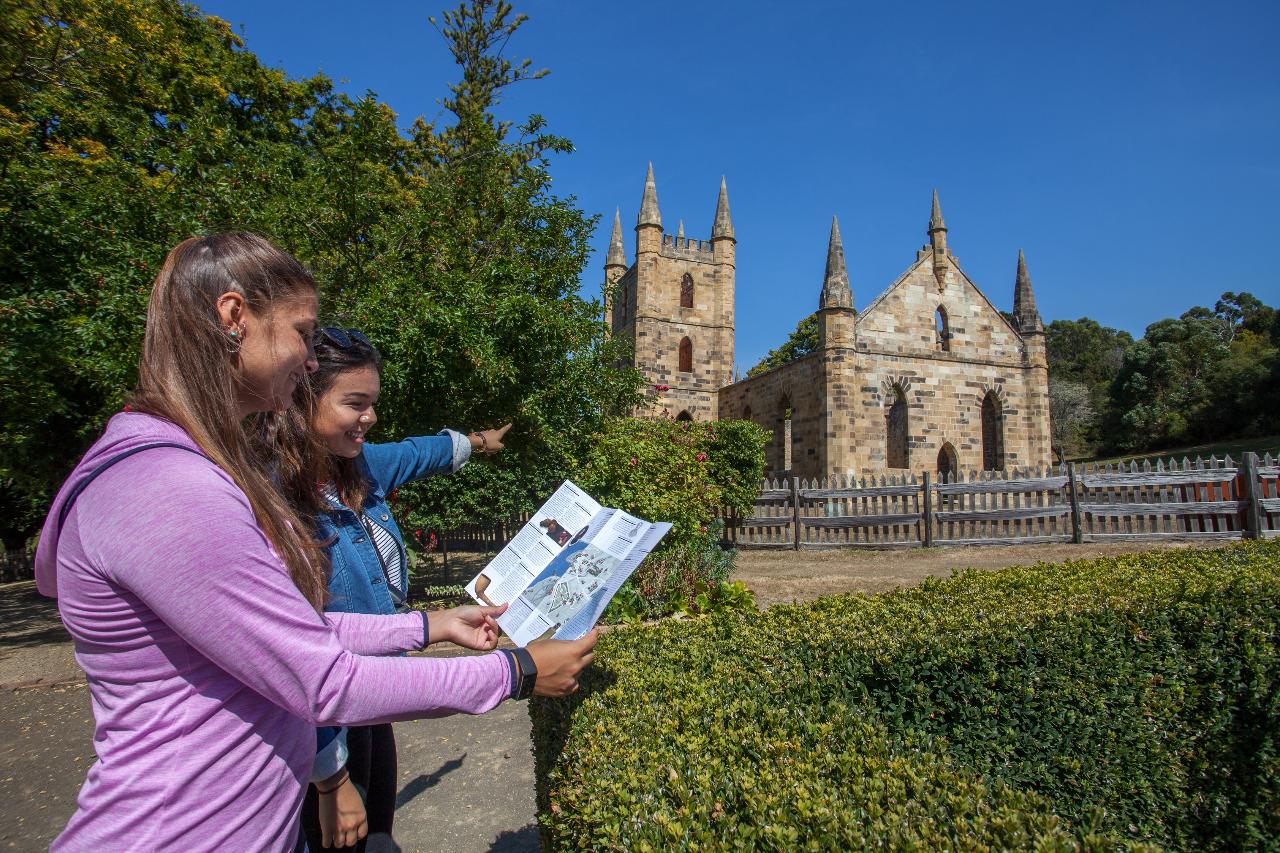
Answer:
[{"left": 512, "top": 647, "right": 537, "bottom": 700}]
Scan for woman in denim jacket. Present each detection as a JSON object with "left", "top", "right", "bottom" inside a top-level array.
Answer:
[{"left": 275, "top": 326, "right": 511, "bottom": 852}]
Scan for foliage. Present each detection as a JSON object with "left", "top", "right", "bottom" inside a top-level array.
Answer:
[
  {"left": 0, "top": 0, "right": 645, "bottom": 545},
  {"left": 577, "top": 417, "right": 767, "bottom": 616},
  {"left": 0, "top": 0, "right": 323, "bottom": 543},
  {"left": 691, "top": 578, "right": 754, "bottom": 615},
  {"left": 746, "top": 313, "right": 817, "bottom": 377},
  {"left": 1046, "top": 319, "right": 1132, "bottom": 398},
  {"left": 532, "top": 541, "right": 1280, "bottom": 850},
  {"left": 602, "top": 574, "right": 756, "bottom": 625},
  {"left": 1048, "top": 379, "right": 1095, "bottom": 460},
  {"left": 576, "top": 417, "right": 766, "bottom": 546},
  {"left": 1104, "top": 296, "right": 1279, "bottom": 452},
  {"left": 407, "top": 584, "right": 468, "bottom": 607},
  {"left": 1047, "top": 295, "right": 1278, "bottom": 457}
]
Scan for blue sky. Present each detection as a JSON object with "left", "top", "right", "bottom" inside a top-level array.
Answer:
[{"left": 202, "top": 0, "right": 1280, "bottom": 371}]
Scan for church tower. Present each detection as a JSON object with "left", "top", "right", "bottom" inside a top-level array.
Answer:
[{"left": 607, "top": 165, "right": 736, "bottom": 421}]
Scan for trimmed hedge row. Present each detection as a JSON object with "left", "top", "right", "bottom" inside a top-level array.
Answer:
[{"left": 531, "top": 542, "right": 1280, "bottom": 850}]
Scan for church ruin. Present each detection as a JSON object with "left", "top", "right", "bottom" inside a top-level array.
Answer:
[{"left": 605, "top": 165, "right": 1052, "bottom": 478}]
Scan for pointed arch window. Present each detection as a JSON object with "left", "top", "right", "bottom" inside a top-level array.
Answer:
[
  {"left": 680, "top": 273, "right": 694, "bottom": 309},
  {"left": 678, "top": 337, "right": 693, "bottom": 373},
  {"left": 935, "top": 306, "right": 950, "bottom": 351},
  {"left": 675, "top": 410, "right": 693, "bottom": 422},
  {"left": 936, "top": 442, "right": 958, "bottom": 483},
  {"left": 981, "top": 392, "right": 1004, "bottom": 471},
  {"left": 886, "top": 385, "right": 909, "bottom": 469}
]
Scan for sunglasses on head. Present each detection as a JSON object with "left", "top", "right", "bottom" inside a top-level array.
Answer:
[{"left": 317, "top": 326, "right": 374, "bottom": 350}]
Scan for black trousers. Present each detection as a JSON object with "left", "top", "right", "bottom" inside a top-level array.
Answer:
[{"left": 300, "top": 723, "right": 399, "bottom": 853}]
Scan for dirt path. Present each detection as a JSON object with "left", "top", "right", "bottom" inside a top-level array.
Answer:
[{"left": 732, "top": 540, "right": 1224, "bottom": 608}]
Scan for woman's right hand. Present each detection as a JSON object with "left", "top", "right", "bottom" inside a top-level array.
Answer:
[
  {"left": 317, "top": 774, "right": 367, "bottom": 849},
  {"left": 526, "top": 630, "right": 599, "bottom": 696},
  {"left": 470, "top": 423, "right": 512, "bottom": 456}
]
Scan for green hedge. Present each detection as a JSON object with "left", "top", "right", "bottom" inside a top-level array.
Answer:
[{"left": 531, "top": 542, "right": 1280, "bottom": 850}]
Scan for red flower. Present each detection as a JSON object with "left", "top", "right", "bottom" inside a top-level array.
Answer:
[
  {"left": 695, "top": 452, "right": 707, "bottom": 462},
  {"left": 629, "top": 457, "right": 638, "bottom": 466}
]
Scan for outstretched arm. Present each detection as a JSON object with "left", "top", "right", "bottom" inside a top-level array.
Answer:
[{"left": 362, "top": 425, "right": 512, "bottom": 492}]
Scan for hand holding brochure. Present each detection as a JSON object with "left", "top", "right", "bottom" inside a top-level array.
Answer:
[{"left": 465, "top": 481, "right": 671, "bottom": 646}]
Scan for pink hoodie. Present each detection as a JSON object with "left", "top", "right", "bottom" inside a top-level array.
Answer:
[{"left": 35, "top": 412, "right": 512, "bottom": 851}]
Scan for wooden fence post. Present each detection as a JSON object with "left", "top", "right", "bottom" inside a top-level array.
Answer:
[
  {"left": 1241, "top": 452, "right": 1263, "bottom": 540},
  {"left": 1066, "top": 463, "right": 1083, "bottom": 544},
  {"left": 921, "top": 471, "right": 933, "bottom": 548},
  {"left": 791, "top": 476, "right": 802, "bottom": 550},
  {"left": 440, "top": 530, "right": 450, "bottom": 577}
]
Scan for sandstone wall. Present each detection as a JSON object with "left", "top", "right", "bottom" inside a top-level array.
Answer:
[{"left": 718, "top": 353, "right": 824, "bottom": 478}]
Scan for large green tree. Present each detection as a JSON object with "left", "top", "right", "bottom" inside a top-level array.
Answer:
[
  {"left": 1102, "top": 294, "right": 1279, "bottom": 452},
  {"left": 0, "top": 0, "right": 643, "bottom": 546},
  {"left": 1, "top": 0, "right": 328, "bottom": 544}
]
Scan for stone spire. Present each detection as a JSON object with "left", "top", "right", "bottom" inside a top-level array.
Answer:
[
  {"left": 677, "top": 219, "right": 684, "bottom": 240},
  {"left": 928, "top": 189, "right": 948, "bottom": 253},
  {"left": 819, "top": 216, "right": 853, "bottom": 310},
  {"left": 1013, "top": 249, "right": 1044, "bottom": 334},
  {"left": 605, "top": 207, "right": 626, "bottom": 269},
  {"left": 711, "top": 176, "right": 734, "bottom": 240},
  {"left": 637, "top": 162, "right": 661, "bottom": 229}
]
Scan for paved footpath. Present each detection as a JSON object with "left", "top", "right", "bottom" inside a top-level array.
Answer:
[{"left": 0, "top": 582, "right": 539, "bottom": 852}]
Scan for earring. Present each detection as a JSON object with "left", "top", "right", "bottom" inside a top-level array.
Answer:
[{"left": 226, "top": 326, "right": 242, "bottom": 354}]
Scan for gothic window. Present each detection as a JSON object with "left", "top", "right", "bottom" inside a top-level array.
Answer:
[
  {"left": 678, "top": 337, "right": 693, "bottom": 373},
  {"left": 935, "top": 306, "right": 950, "bottom": 351},
  {"left": 680, "top": 273, "right": 694, "bottom": 309},
  {"left": 936, "top": 442, "right": 958, "bottom": 483},
  {"left": 981, "top": 392, "right": 1004, "bottom": 471},
  {"left": 675, "top": 410, "right": 693, "bottom": 422},
  {"left": 886, "top": 385, "right": 909, "bottom": 469}
]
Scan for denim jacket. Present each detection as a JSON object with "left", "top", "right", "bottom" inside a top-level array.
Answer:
[
  {"left": 317, "top": 431, "right": 470, "bottom": 616},
  {"left": 310, "top": 430, "right": 469, "bottom": 782}
]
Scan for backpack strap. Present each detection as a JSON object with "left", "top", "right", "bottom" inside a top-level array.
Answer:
[{"left": 55, "top": 442, "right": 210, "bottom": 541}]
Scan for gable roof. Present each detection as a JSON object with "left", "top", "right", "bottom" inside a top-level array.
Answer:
[{"left": 855, "top": 252, "right": 1025, "bottom": 342}]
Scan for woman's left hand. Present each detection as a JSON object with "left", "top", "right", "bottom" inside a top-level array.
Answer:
[{"left": 428, "top": 604, "right": 507, "bottom": 650}]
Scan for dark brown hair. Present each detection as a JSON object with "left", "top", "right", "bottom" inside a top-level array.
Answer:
[
  {"left": 131, "top": 233, "right": 329, "bottom": 609},
  {"left": 270, "top": 331, "right": 383, "bottom": 519}
]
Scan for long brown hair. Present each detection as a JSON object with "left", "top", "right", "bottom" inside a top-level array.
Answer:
[
  {"left": 131, "top": 233, "right": 329, "bottom": 610},
  {"left": 271, "top": 331, "right": 384, "bottom": 519}
]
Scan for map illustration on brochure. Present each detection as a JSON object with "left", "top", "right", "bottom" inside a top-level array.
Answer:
[{"left": 465, "top": 481, "right": 671, "bottom": 646}]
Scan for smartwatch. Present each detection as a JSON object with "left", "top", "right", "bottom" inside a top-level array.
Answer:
[{"left": 512, "top": 647, "right": 537, "bottom": 700}]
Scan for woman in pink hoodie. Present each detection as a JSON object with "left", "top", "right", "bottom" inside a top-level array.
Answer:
[{"left": 35, "top": 233, "right": 595, "bottom": 851}]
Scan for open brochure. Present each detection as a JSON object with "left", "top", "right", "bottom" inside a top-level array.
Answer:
[{"left": 465, "top": 481, "right": 671, "bottom": 646}]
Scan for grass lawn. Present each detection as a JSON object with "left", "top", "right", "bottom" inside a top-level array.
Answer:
[{"left": 1070, "top": 434, "right": 1280, "bottom": 467}]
